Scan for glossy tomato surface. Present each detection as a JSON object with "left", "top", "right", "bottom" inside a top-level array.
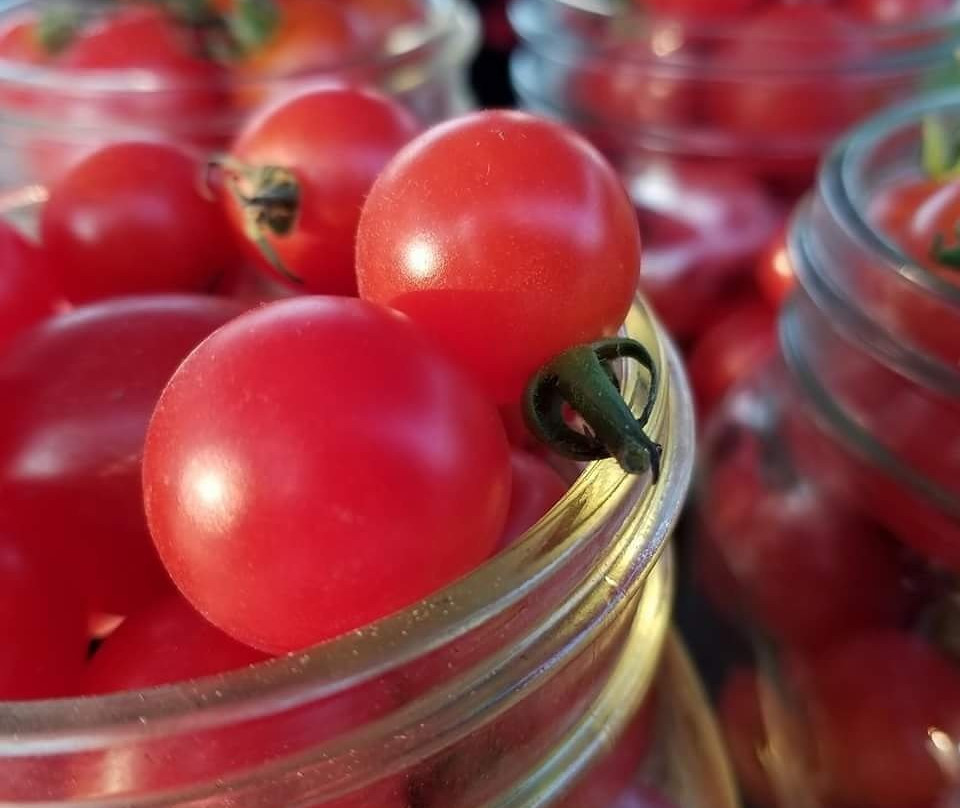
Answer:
[
  {"left": 0, "top": 221, "right": 61, "bottom": 354},
  {"left": 357, "top": 110, "right": 641, "bottom": 403},
  {"left": 0, "top": 296, "right": 245, "bottom": 616},
  {"left": 144, "top": 297, "right": 512, "bottom": 652}
]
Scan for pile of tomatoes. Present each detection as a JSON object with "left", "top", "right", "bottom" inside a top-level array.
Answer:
[
  {"left": 517, "top": 0, "right": 958, "bottom": 418},
  {"left": 694, "top": 137, "right": 960, "bottom": 808},
  {"left": 0, "top": 89, "right": 660, "bottom": 709}
]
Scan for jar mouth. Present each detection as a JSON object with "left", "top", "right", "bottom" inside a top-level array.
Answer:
[
  {"left": 0, "top": 0, "right": 479, "bottom": 96},
  {"left": 510, "top": 0, "right": 960, "bottom": 74},
  {"left": 0, "top": 300, "right": 694, "bottom": 764}
]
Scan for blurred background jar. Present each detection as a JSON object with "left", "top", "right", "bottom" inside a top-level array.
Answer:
[
  {"left": 509, "top": 0, "right": 960, "bottom": 416},
  {"left": 680, "top": 91, "right": 960, "bottom": 808},
  {"left": 0, "top": 298, "right": 735, "bottom": 808},
  {"left": 0, "top": 0, "right": 479, "bottom": 190}
]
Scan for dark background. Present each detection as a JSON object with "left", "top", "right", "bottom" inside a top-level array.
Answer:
[{"left": 467, "top": 0, "right": 516, "bottom": 107}]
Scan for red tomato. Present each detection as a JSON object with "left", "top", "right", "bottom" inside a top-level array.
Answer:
[
  {"left": 717, "top": 668, "right": 780, "bottom": 807},
  {"left": 0, "top": 11, "right": 52, "bottom": 64},
  {"left": 700, "top": 431, "right": 911, "bottom": 652},
  {"left": 806, "top": 631, "right": 960, "bottom": 808},
  {"left": 630, "top": 159, "right": 781, "bottom": 343},
  {"left": 844, "top": 0, "right": 955, "bottom": 23},
  {"left": 498, "top": 450, "right": 568, "bottom": 550},
  {"left": 0, "top": 514, "right": 87, "bottom": 699},
  {"left": 706, "top": 7, "right": 872, "bottom": 186},
  {"left": 224, "top": 85, "right": 420, "bottom": 295},
  {"left": 41, "top": 142, "right": 238, "bottom": 303},
  {"left": 85, "top": 594, "right": 268, "bottom": 694},
  {"left": 143, "top": 297, "right": 512, "bottom": 653},
  {"left": 0, "top": 221, "right": 62, "bottom": 354},
  {"left": 640, "top": 0, "right": 762, "bottom": 20},
  {"left": 687, "top": 298, "right": 776, "bottom": 418},
  {"left": 754, "top": 225, "right": 795, "bottom": 307},
  {"left": 0, "top": 296, "right": 245, "bottom": 616},
  {"left": 58, "top": 6, "right": 230, "bottom": 141},
  {"left": 357, "top": 110, "right": 641, "bottom": 404},
  {"left": 230, "top": 0, "right": 366, "bottom": 81}
]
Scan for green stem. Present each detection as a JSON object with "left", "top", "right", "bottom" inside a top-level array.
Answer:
[
  {"left": 524, "top": 338, "right": 662, "bottom": 480},
  {"left": 932, "top": 229, "right": 960, "bottom": 269}
]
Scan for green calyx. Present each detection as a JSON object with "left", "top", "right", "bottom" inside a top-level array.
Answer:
[
  {"left": 922, "top": 116, "right": 960, "bottom": 181},
  {"left": 225, "top": 0, "right": 280, "bottom": 53},
  {"left": 35, "top": 6, "right": 81, "bottom": 55},
  {"left": 524, "top": 337, "right": 662, "bottom": 480}
]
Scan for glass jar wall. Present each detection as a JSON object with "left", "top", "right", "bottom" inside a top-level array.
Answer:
[
  {"left": 0, "top": 299, "right": 734, "bottom": 808},
  {"left": 685, "top": 91, "right": 960, "bottom": 808},
  {"left": 509, "top": 0, "right": 960, "bottom": 411}
]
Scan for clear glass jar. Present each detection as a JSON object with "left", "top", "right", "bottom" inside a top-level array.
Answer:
[
  {"left": 509, "top": 0, "right": 960, "bottom": 351},
  {"left": 0, "top": 0, "right": 479, "bottom": 189},
  {"left": 684, "top": 91, "right": 960, "bottom": 808},
  {"left": 0, "top": 299, "right": 733, "bottom": 808}
]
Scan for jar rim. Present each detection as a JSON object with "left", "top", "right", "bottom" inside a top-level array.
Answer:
[
  {"left": 0, "top": 299, "right": 694, "bottom": 764},
  {"left": 0, "top": 0, "right": 479, "bottom": 96}
]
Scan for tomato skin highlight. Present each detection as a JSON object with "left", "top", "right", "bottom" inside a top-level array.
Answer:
[
  {"left": 225, "top": 85, "right": 420, "bottom": 295},
  {"left": 357, "top": 110, "right": 641, "bottom": 404},
  {"left": 42, "top": 142, "right": 238, "bottom": 303},
  {"left": 85, "top": 594, "right": 268, "bottom": 694},
  {"left": 0, "top": 295, "right": 246, "bottom": 616},
  {"left": 144, "top": 297, "right": 512, "bottom": 653}
]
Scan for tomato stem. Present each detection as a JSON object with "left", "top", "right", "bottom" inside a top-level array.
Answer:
[
  {"left": 922, "top": 116, "right": 960, "bottom": 181},
  {"left": 226, "top": 0, "right": 280, "bottom": 52},
  {"left": 932, "top": 227, "right": 960, "bottom": 269},
  {"left": 35, "top": 6, "right": 80, "bottom": 56},
  {"left": 523, "top": 338, "right": 662, "bottom": 480},
  {"left": 215, "top": 157, "right": 305, "bottom": 285}
]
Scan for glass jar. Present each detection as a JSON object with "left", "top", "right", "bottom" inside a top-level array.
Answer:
[
  {"left": 0, "top": 299, "right": 732, "bottom": 808},
  {"left": 509, "top": 0, "right": 960, "bottom": 367},
  {"left": 684, "top": 91, "right": 960, "bottom": 808},
  {"left": 0, "top": 0, "right": 479, "bottom": 190}
]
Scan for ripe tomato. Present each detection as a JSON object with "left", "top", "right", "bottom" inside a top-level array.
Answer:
[
  {"left": 86, "top": 594, "right": 268, "bottom": 694},
  {"left": 640, "top": 0, "right": 761, "bottom": 20},
  {"left": 687, "top": 297, "right": 776, "bottom": 419},
  {"left": 0, "top": 221, "right": 62, "bottom": 355},
  {"left": 0, "top": 10, "right": 54, "bottom": 64},
  {"left": 0, "top": 514, "right": 87, "bottom": 699},
  {"left": 223, "top": 85, "right": 420, "bottom": 294},
  {"left": 806, "top": 631, "right": 960, "bottom": 808},
  {"left": 706, "top": 7, "right": 871, "bottom": 187},
  {"left": 498, "top": 450, "right": 568, "bottom": 550},
  {"left": 58, "top": 6, "right": 230, "bottom": 142},
  {"left": 630, "top": 159, "right": 781, "bottom": 343},
  {"left": 357, "top": 110, "right": 641, "bottom": 404},
  {"left": 41, "top": 142, "right": 238, "bottom": 302},
  {"left": 0, "top": 295, "right": 245, "bottom": 616},
  {"left": 143, "top": 297, "right": 512, "bottom": 653},
  {"left": 700, "top": 429, "right": 911, "bottom": 652},
  {"left": 754, "top": 225, "right": 795, "bottom": 307},
  {"left": 844, "top": 0, "right": 956, "bottom": 23},
  {"left": 230, "top": 0, "right": 365, "bottom": 81}
]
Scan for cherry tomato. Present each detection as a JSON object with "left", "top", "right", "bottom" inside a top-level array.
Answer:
[
  {"left": 805, "top": 631, "right": 960, "bottom": 808},
  {"left": 0, "top": 221, "right": 62, "bottom": 355},
  {"left": 357, "top": 110, "right": 641, "bottom": 404},
  {"left": 706, "top": 7, "right": 871, "bottom": 187},
  {"left": 86, "top": 594, "right": 268, "bottom": 694},
  {"left": 0, "top": 11, "right": 53, "bottom": 64},
  {"left": 144, "top": 297, "right": 512, "bottom": 653},
  {"left": 230, "top": 0, "right": 366, "bottom": 80},
  {"left": 844, "top": 0, "right": 955, "bottom": 23},
  {"left": 0, "top": 513, "right": 87, "bottom": 699},
  {"left": 700, "top": 431, "right": 911, "bottom": 652},
  {"left": 58, "top": 6, "right": 229, "bottom": 141},
  {"left": 224, "top": 85, "right": 420, "bottom": 295},
  {"left": 717, "top": 668, "right": 779, "bottom": 808},
  {"left": 640, "top": 0, "right": 761, "bottom": 21},
  {"left": 630, "top": 159, "right": 781, "bottom": 343},
  {"left": 498, "top": 450, "right": 568, "bottom": 550},
  {"left": 687, "top": 298, "right": 776, "bottom": 419},
  {"left": 0, "top": 296, "right": 245, "bottom": 616},
  {"left": 754, "top": 225, "right": 795, "bottom": 307},
  {"left": 41, "top": 142, "right": 238, "bottom": 303}
]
